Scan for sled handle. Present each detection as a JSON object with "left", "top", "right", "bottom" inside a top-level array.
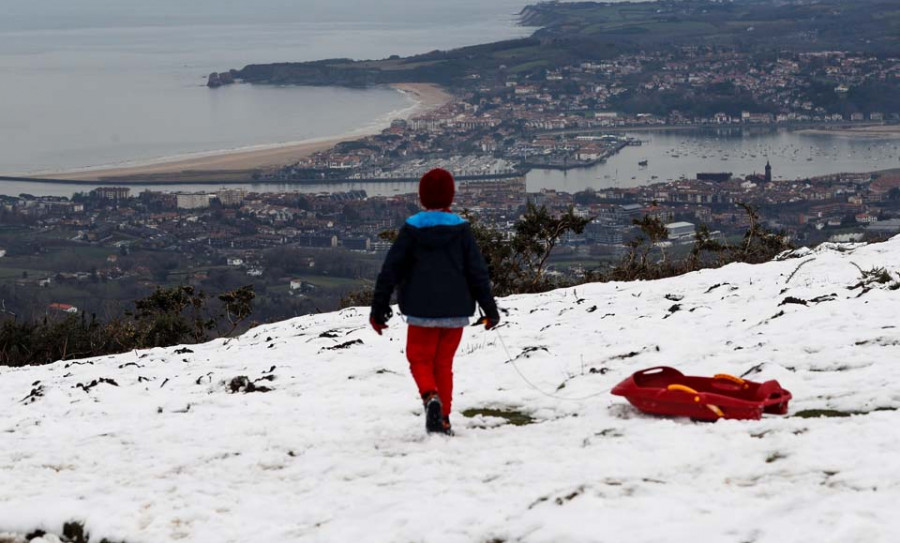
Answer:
[
  {"left": 667, "top": 384, "right": 699, "bottom": 396},
  {"left": 638, "top": 366, "right": 682, "bottom": 376},
  {"left": 714, "top": 373, "right": 749, "bottom": 388},
  {"left": 667, "top": 384, "right": 724, "bottom": 418}
]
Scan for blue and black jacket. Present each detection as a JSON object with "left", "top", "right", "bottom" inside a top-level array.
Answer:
[{"left": 371, "top": 211, "right": 499, "bottom": 323}]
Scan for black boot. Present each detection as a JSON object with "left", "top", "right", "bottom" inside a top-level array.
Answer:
[
  {"left": 440, "top": 415, "right": 454, "bottom": 436},
  {"left": 422, "top": 391, "right": 443, "bottom": 433}
]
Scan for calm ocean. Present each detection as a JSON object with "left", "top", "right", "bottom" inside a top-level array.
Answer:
[{"left": 0, "top": 0, "right": 531, "bottom": 176}]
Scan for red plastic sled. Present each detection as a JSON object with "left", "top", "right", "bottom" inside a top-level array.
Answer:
[{"left": 611, "top": 366, "right": 791, "bottom": 421}]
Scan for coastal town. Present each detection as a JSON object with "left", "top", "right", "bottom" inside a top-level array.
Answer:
[
  {"left": 3, "top": 43, "right": 900, "bottom": 319},
  {"left": 2, "top": 158, "right": 899, "bottom": 321},
  {"left": 253, "top": 46, "right": 898, "bottom": 183},
  {"left": 3, "top": 9, "right": 900, "bottom": 322}
]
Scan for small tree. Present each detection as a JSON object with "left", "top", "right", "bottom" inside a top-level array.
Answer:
[
  {"left": 467, "top": 202, "right": 590, "bottom": 295},
  {"left": 607, "top": 215, "right": 669, "bottom": 281},
  {"left": 734, "top": 203, "right": 792, "bottom": 263},
  {"left": 339, "top": 285, "right": 375, "bottom": 309},
  {"left": 688, "top": 224, "right": 728, "bottom": 269},
  {"left": 218, "top": 285, "right": 256, "bottom": 337},
  {"left": 129, "top": 286, "right": 212, "bottom": 348}
]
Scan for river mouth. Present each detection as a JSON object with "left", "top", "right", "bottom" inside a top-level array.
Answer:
[{"left": 525, "top": 126, "right": 900, "bottom": 194}]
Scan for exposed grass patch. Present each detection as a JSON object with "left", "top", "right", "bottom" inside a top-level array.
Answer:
[
  {"left": 794, "top": 409, "right": 854, "bottom": 418},
  {"left": 793, "top": 407, "right": 898, "bottom": 418},
  {"left": 765, "top": 452, "right": 787, "bottom": 463},
  {"left": 14, "top": 521, "right": 128, "bottom": 543},
  {"left": 462, "top": 407, "right": 536, "bottom": 426},
  {"left": 227, "top": 375, "right": 272, "bottom": 394}
]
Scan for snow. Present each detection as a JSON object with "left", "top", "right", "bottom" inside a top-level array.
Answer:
[{"left": 2, "top": 236, "right": 900, "bottom": 543}]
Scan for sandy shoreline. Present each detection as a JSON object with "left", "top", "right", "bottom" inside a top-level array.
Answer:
[
  {"left": 39, "top": 83, "right": 453, "bottom": 182},
  {"left": 796, "top": 124, "right": 900, "bottom": 139}
]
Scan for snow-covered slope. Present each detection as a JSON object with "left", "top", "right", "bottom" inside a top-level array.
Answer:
[{"left": 2, "top": 237, "right": 900, "bottom": 543}]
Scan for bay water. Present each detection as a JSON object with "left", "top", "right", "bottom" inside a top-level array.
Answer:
[{"left": 0, "top": 0, "right": 531, "bottom": 177}]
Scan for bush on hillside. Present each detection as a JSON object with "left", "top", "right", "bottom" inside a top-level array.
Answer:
[
  {"left": 467, "top": 202, "right": 591, "bottom": 296},
  {"left": 602, "top": 203, "right": 793, "bottom": 282},
  {"left": 0, "top": 285, "right": 255, "bottom": 367}
]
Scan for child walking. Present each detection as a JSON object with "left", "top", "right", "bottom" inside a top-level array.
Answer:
[{"left": 370, "top": 168, "right": 500, "bottom": 435}]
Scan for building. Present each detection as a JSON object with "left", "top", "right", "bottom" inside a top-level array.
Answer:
[
  {"left": 665, "top": 221, "right": 696, "bottom": 240},
  {"left": 697, "top": 172, "right": 732, "bottom": 183},
  {"left": 585, "top": 220, "right": 624, "bottom": 245},
  {"left": 48, "top": 303, "right": 78, "bottom": 314},
  {"left": 91, "top": 187, "right": 130, "bottom": 201},
  {"left": 342, "top": 237, "right": 371, "bottom": 252},
  {"left": 297, "top": 234, "right": 338, "bottom": 248},
  {"left": 618, "top": 203, "right": 644, "bottom": 221},
  {"left": 176, "top": 193, "right": 212, "bottom": 210},
  {"left": 867, "top": 219, "right": 900, "bottom": 234},
  {"left": 765, "top": 161, "right": 772, "bottom": 183},
  {"left": 371, "top": 241, "right": 392, "bottom": 255},
  {"left": 217, "top": 189, "right": 246, "bottom": 207},
  {"left": 289, "top": 280, "right": 317, "bottom": 293}
]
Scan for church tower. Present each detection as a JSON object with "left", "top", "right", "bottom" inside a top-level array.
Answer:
[{"left": 764, "top": 160, "right": 772, "bottom": 183}]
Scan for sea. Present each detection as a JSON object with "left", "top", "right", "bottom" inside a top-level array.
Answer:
[
  {"left": 1, "top": 0, "right": 898, "bottom": 198},
  {"left": 0, "top": 0, "right": 531, "bottom": 177}
]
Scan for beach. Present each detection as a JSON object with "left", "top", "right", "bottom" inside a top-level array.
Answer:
[
  {"left": 42, "top": 83, "right": 452, "bottom": 182},
  {"left": 797, "top": 123, "right": 900, "bottom": 139}
]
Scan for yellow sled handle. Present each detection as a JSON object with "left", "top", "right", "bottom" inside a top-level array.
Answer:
[
  {"left": 667, "top": 384, "right": 724, "bottom": 418},
  {"left": 667, "top": 384, "right": 699, "bottom": 395},
  {"left": 714, "top": 374, "right": 749, "bottom": 389}
]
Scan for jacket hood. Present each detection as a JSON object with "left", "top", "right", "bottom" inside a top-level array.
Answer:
[
  {"left": 405, "top": 211, "right": 468, "bottom": 249},
  {"left": 406, "top": 211, "right": 466, "bottom": 228}
]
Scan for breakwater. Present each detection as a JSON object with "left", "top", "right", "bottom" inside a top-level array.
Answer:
[{"left": 1, "top": 170, "right": 526, "bottom": 187}]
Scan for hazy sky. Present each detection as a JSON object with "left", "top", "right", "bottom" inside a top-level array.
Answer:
[{"left": 2, "top": 0, "right": 531, "bottom": 31}]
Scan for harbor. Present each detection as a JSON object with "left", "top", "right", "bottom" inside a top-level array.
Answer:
[{"left": 2, "top": 127, "right": 898, "bottom": 198}]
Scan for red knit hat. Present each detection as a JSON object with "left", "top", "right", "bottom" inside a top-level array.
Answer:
[{"left": 419, "top": 168, "right": 455, "bottom": 210}]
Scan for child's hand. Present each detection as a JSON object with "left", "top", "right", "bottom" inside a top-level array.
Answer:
[
  {"left": 370, "top": 307, "right": 391, "bottom": 335},
  {"left": 476, "top": 315, "right": 500, "bottom": 330},
  {"left": 370, "top": 317, "right": 388, "bottom": 335}
]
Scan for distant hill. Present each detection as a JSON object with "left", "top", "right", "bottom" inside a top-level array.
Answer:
[{"left": 223, "top": 0, "right": 900, "bottom": 89}]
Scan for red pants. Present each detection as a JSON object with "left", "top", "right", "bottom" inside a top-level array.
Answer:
[{"left": 406, "top": 325, "right": 464, "bottom": 417}]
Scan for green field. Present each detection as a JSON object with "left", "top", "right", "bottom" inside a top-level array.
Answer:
[
  {"left": 508, "top": 60, "right": 552, "bottom": 74},
  {"left": 0, "top": 266, "right": 45, "bottom": 280}
]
